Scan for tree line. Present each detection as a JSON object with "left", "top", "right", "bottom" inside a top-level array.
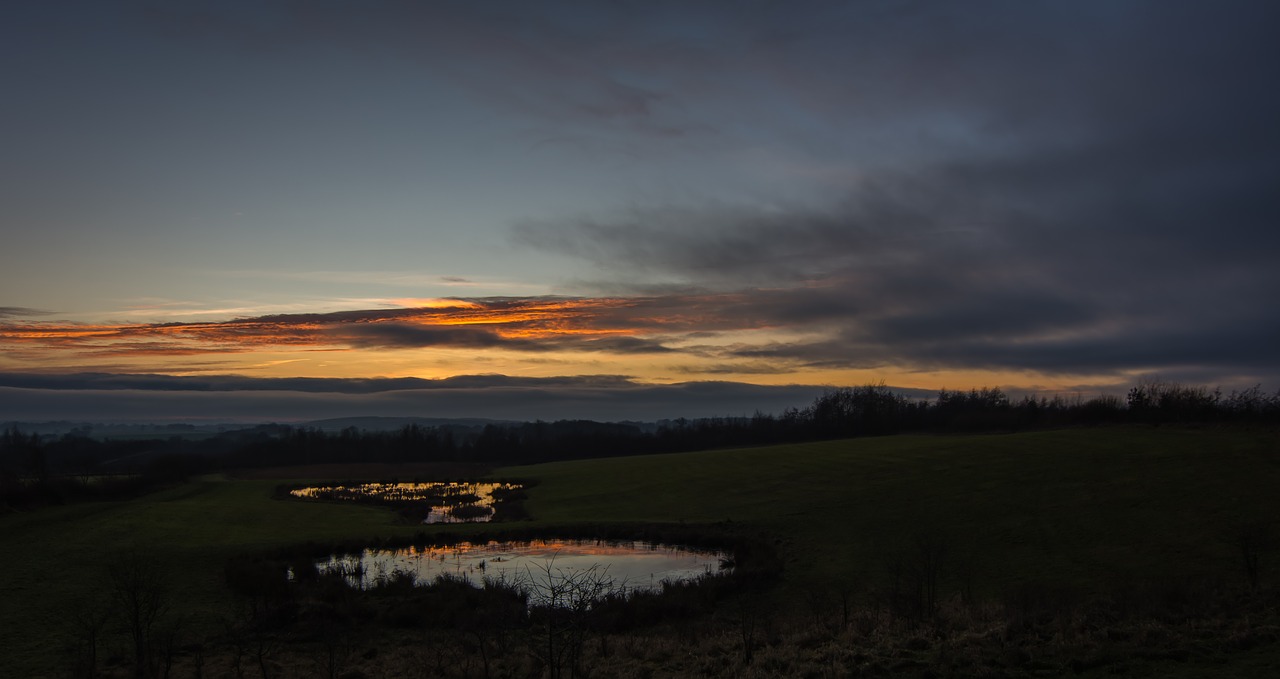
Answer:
[{"left": 3, "top": 380, "right": 1278, "bottom": 509}]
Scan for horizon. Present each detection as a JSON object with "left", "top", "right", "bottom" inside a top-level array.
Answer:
[{"left": 0, "top": 372, "right": 1255, "bottom": 425}]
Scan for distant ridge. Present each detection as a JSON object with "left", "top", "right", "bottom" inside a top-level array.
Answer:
[
  {"left": 1, "top": 416, "right": 518, "bottom": 438},
  {"left": 302, "top": 416, "right": 517, "bottom": 432}
]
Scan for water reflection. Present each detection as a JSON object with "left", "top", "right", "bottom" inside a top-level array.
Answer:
[
  {"left": 289, "top": 481, "right": 521, "bottom": 523},
  {"left": 313, "top": 539, "right": 728, "bottom": 595}
]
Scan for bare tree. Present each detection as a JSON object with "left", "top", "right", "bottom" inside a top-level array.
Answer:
[
  {"left": 1237, "top": 523, "right": 1273, "bottom": 590},
  {"left": 733, "top": 597, "right": 760, "bottom": 666},
  {"left": 310, "top": 617, "right": 358, "bottom": 679},
  {"left": 906, "top": 532, "right": 948, "bottom": 619},
  {"left": 881, "top": 530, "right": 950, "bottom": 622},
  {"left": 107, "top": 551, "right": 171, "bottom": 679},
  {"left": 223, "top": 599, "right": 283, "bottom": 679},
  {"left": 65, "top": 596, "right": 110, "bottom": 679},
  {"left": 519, "top": 556, "right": 617, "bottom": 679}
]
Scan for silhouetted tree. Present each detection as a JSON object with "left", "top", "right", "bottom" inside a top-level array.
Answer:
[
  {"left": 521, "top": 558, "right": 618, "bottom": 679},
  {"left": 107, "top": 551, "right": 171, "bottom": 678}
]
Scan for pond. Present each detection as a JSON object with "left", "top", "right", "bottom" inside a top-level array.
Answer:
[
  {"left": 311, "top": 539, "right": 730, "bottom": 597},
  {"left": 289, "top": 481, "right": 521, "bottom": 523}
]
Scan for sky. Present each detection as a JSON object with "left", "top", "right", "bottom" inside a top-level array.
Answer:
[{"left": 2, "top": 0, "right": 1278, "bottom": 422}]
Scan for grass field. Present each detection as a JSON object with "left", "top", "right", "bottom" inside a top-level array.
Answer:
[
  {"left": 507, "top": 426, "right": 1280, "bottom": 593},
  {"left": 0, "top": 475, "right": 436, "bottom": 675},
  {"left": 2, "top": 426, "right": 1278, "bottom": 676}
]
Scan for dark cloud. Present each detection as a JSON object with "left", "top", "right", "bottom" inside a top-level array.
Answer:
[
  {"left": 8, "top": 2, "right": 1278, "bottom": 390},
  {"left": 331, "top": 323, "right": 675, "bottom": 354},
  {"left": 0, "top": 307, "right": 52, "bottom": 319},
  {"left": 897, "top": 317, "right": 1280, "bottom": 376},
  {"left": 580, "top": 336, "right": 675, "bottom": 354},
  {"left": 0, "top": 299, "right": 685, "bottom": 358},
  {"left": 673, "top": 362, "right": 797, "bottom": 376},
  {"left": 334, "top": 324, "right": 535, "bottom": 351},
  {"left": 515, "top": 185, "right": 1279, "bottom": 381},
  {"left": 506, "top": 0, "right": 1280, "bottom": 387},
  {"left": 0, "top": 377, "right": 827, "bottom": 423},
  {"left": 139, "top": 0, "right": 710, "bottom": 143},
  {"left": 691, "top": 289, "right": 1280, "bottom": 384},
  {"left": 0, "top": 372, "right": 640, "bottom": 394},
  {"left": 430, "top": 374, "right": 636, "bottom": 390},
  {"left": 135, "top": 2, "right": 1212, "bottom": 149}
]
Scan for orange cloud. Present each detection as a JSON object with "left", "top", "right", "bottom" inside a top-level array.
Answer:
[
  {"left": 2, "top": 291, "right": 1117, "bottom": 391},
  {"left": 0, "top": 297, "right": 727, "bottom": 364}
]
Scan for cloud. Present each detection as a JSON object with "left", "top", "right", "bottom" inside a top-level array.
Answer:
[
  {"left": 0, "top": 307, "right": 52, "bottom": 319},
  {"left": 140, "top": 0, "right": 711, "bottom": 145},
  {"left": 489, "top": 0, "right": 1280, "bottom": 386},
  {"left": 0, "top": 375, "right": 827, "bottom": 422},
  {"left": 0, "top": 372, "right": 639, "bottom": 394},
  {"left": 673, "top": 362, "right": 798, "bottom": 376},
  {"left": 5, "top": 292, "right": 865, "bottom": 367},
  {"left": 334, "top": 324, "right": 536, "bottom": 351},
  {"left": 494, "top": 0, "right": 1280, "bottom": 387},
  {"left": 5, "top": 256, "right": 1279, "bottom": 384},
  {"left": 144, "top": 1, "right": 1280, "bottom": 163},
  {"left": 511, "top": 140, "right": 1280, "bottom": 382},
  {"left": 9, "top": 2, "right": 1279, "bottom": 389},
  {"left": 329, "top": 322, "right": 675, "bottom": 354},
  {"left": 0, "top": 298, "right": 689, "bottom": 359}
]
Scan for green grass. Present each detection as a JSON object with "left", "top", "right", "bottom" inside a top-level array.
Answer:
[
  {"left": 0, "top": 475, "right": 427, "bottom": 676},
  {"left": 2, "top": 426, "right": 1277, "bottom": 676},
  {"left": 503, "top": 426, "right": 1280, "bottom": 592}
]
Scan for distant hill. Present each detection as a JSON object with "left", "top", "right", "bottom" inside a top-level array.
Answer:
[
  {"left": 2, "top": 420, "right": 238, "bottom": 439},
  {"left": 5, "top": 416, "right": 676, "bottom": 442},
  {"left": 1, "top": 416, "right": 519, "bottom": 439},
  {"left": 301, "top": 416, "right": 517, "bottom": 432}
]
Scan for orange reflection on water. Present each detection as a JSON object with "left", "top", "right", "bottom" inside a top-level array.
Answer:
[
  {"left": 316, "top": 539, "right": 729, "bottom": 596},
  {"left": 289, "top": 481, "right": 521, "bottom": 523}
]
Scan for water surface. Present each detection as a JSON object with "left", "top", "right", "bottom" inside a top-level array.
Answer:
[
  {"left": 289, "top": 481, "right": 520, "bottom": 523},
  {"left": 315, "top": 539, "right": 728, "bottom": 595}
]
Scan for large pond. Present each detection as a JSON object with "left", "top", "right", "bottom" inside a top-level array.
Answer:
[
  {"left": 289, "top": 481, "right": 520, "bottom": 523},
  {"left": 312, "top": 539, "right": 729, "bottom": 597}
]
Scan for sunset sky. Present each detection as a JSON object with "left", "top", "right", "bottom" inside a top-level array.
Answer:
[{"left": 2, "top": 1, "right": 1278, "bottom": 421}]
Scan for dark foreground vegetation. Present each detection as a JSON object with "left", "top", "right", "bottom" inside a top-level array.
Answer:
[
  {"left": 4, "top": 380, "right": 1278, "bottom": 511},
  {"left": 65, "top": 524, "right": 777, "bottom": 679},
  {"left": 63, "top": 533, "right": 1280, "bottom": 678}
]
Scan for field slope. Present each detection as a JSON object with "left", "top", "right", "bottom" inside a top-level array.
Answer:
[
  {"left": 2, "top": 426, "right": 1277, "bottom": 676},
  {"left": 503, "top": 426, "right": 1280, "bottom": 592}
]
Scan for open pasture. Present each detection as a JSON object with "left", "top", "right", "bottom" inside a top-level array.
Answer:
[
  {"left": 507, "top": 426, "right": 1280, "bottom": 593},
  {"left": 1, "top": 426, "right": 1277, "bottom": 676}
]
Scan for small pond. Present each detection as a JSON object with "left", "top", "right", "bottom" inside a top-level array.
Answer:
[
  {"left": 311, "top": 539, "right": 729, "bottom": 596},
  {"left": 289, "top": 481, "right": 521, "bottom": 523}
]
